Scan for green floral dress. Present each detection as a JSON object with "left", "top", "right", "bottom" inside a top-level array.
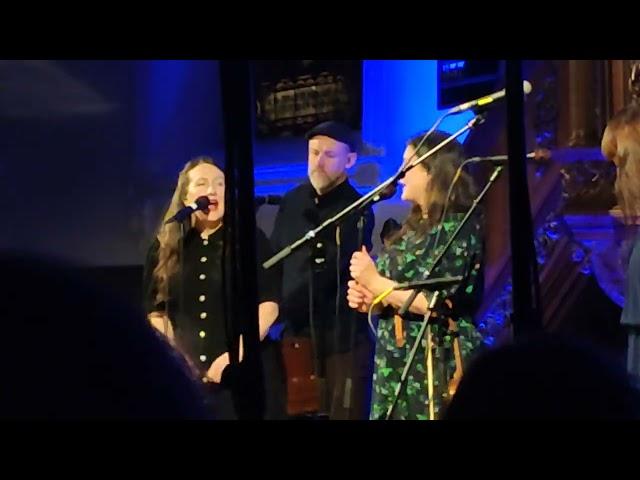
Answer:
[{"left": 370, "top": 213, "right": 485, "bottom": 420}]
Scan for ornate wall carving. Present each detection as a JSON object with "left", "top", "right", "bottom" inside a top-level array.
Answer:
[{"left": 532, "top": 61, "right": 559, "bottom": 149}]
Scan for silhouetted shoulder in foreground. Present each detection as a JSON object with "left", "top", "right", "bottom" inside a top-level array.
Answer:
[
  {"left": 0, "top": 251, "right": 210, "bottom": 419},
  {"left": 444, "top": 334, "right": 640, "bottom": 419}
]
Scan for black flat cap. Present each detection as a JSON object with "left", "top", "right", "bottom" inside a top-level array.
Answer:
[{"left": 305, "top": 121, "right": 357, "bottom": 152}]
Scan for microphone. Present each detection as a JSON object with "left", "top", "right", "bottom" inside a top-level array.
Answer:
[
  {"left": 395, "top": 275, "right": 463, "bottom": 316},
  {"left": 394, "top": 276, "right": 463, "bottom": 291},
  {"left": 255, "top": 194, "right": 282, "bottom": 207},
  {"left": 467, "top": 148, "right": 552, "bottom": 165},
  {"left": 165, "top": 196, "right": 211, "bottom": 224},
  {"left": 447, "top": 80, "right": 533, "bottom": 114},
  {"left": 371, "top": 183, "right": 397, "bottom": 204}
]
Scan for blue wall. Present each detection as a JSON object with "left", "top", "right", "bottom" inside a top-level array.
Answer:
[
  {"left": 1, "top": 60, "right": 474, "bottom": 265},
  {"left": 254, "top": 60, "right": 475, "bottom": 198}
]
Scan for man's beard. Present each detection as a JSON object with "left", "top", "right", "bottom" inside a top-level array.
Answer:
[{"left": 309, "top": 170, "right": 345, "bottom": 195}]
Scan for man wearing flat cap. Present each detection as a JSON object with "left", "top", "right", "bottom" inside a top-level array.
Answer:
[{"left": 270, "top": 121, "right": 375, "bottom": 420}]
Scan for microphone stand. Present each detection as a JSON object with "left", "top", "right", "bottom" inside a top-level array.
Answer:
[
  {"left": 383, "top": 164, "right": 504, "bottom": 420},
  {"left": 308, "top": 237, "right": 328, "bottom": 418},
  {"left": 179, "top": 220, "right": 186, "bottom": 349},
  {"left": 261, "top": 110, "right": 486, "bottom": 420},
  {"left": 394, "top": 276, "right": 463, "bottom": 290},
  {"left": 262, "top": 112, "right": 487, "bottom": 271},
  {"left": 342, "top": 206, "right": 368, "bottom": 416},
  {"left": 308, "top": 248, "right": 321, "bottom": 415}
]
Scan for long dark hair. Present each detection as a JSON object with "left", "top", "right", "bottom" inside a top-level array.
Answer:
[{"left": 388, "top": 130, "right": 477, "bottom": 244}]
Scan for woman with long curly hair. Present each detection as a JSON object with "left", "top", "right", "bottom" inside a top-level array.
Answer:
[{"left": 143, "top": 156, "right": 283, "bottom": 418}]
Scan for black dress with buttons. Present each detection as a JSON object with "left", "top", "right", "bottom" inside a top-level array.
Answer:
[{"left": 143, "top": 226, "right": 283, "bottom": 419}]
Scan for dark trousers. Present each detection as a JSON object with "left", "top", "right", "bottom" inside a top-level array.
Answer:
[
  {"left": 261, "top": 337, "right": 288, "bottom": 420},
  {"left": 627, "top": 327, "right": 640, "bottom": 379},
  {"left": 324, "top": 338, "right": 375, "bottom": 420},
  {"left": 201, "top": 338, "right": 287, "bottom": 420},
  {"left": 283, "top": 333, "right": 375, "bottom": 420}
]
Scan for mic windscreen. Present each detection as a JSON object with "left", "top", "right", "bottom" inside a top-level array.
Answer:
[{"left": 195, "top": 196, "right": 211, "bottom": 209}]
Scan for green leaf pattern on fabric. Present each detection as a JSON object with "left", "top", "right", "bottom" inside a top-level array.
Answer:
[{"left": 370, "top": 213, "right": 485, "bottom": 420}]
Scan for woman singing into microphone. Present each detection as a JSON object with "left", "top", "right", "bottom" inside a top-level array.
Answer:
[
  {"left": 143, "top": 156, "right": 284, "bottom": 419},
  {"left": 347, "top": 131, "right": 486, "bottom": 420}
]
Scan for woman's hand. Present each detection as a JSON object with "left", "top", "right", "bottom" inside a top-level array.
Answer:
[
  {"left": 349, "top": 246, "right": 381, "bottom": 291},
  {"left": 206, "top": 336, "right": 243, "bottom": 383},
  {"left": 347, "top": 280, "right": 376, "bottom": 313}
]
